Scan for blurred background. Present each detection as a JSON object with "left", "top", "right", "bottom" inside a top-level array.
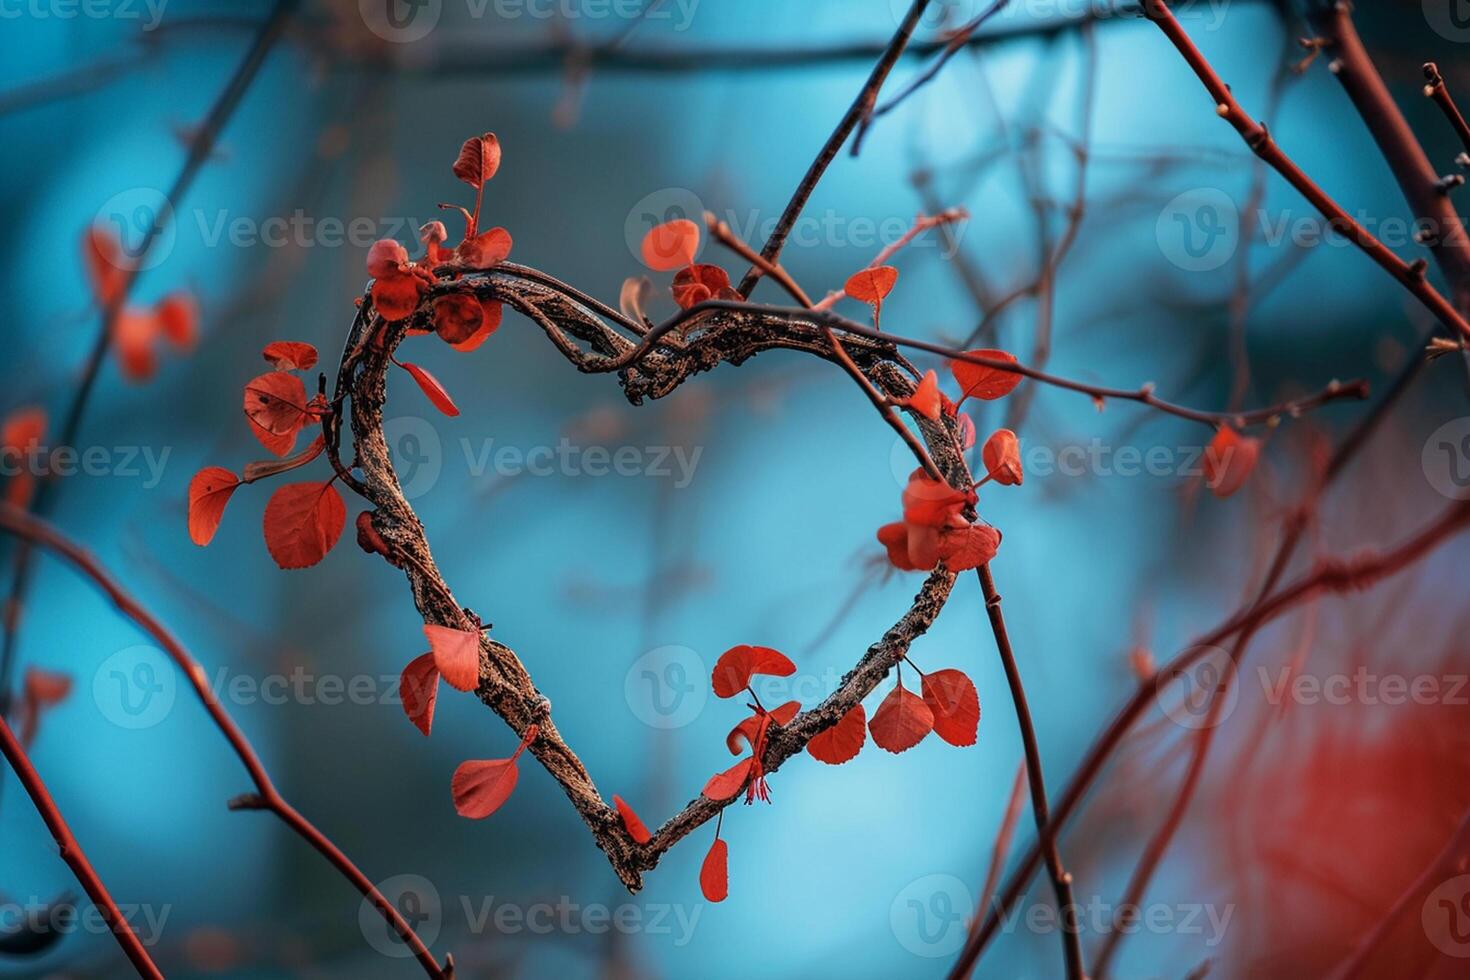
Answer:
[{"left": 2, "top": 0, "right": 1470, "bottom": 977}]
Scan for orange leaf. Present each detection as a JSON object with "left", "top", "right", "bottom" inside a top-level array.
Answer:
[
  {"left": 901, "top": 468, "right": 971, "bottom": 528},
  {"left": 451, "top": 758, "right": 519, "bottom": 819},
  {"left": 424, "top": 624, "right": 481, "bottom": 692},
  {"left": 700, "top": 837, "right": 728, "bottom": 903},
  {"left": 710, "top": 645, "right": 796, "bottom": 699},
  {"left": 1204, "top": 426, "right": 1261, "bottom": 498},
  {"left": 952, "top": 349, "right": 1022, "bottom": 402},
  {"left": 398, "top": 361, "right": 460, "bottom": 417},
  {"left": 807, "top": 703, "right": 866, "bottom": 765},
  {"left": 371, "top": 274, "right": 426, "bottom": 321},
  {"left": 113, "top": 310, "right": 160, "bottom": 381},
  {"left": 921, "top": 669, "right": 980, "bottom": 747},
  {"left": 982, "top": 429, "right": 1023, "bottom": 485},
  {"left": 726, "top": 700, "right": 799, "bottom": 755},
  {"left": 400, "top": 652, "right": 440, "bottom": 737},
  {"left": 262, "top": 341, "right": 318, "bottom": 372},
  {"left": 702, "top": 757, "right": 753, "bottom": 800},
  {"left": 84, "top": 226, "right": 129, "bottom": 308},
  {"left": 844, "top": 265, "right": 898, "bottom": 304},
  {"left": 457, "top": 227, "right": 512, "bottom": 269},
  {"left": 452, "top": 132, "right": 501, "bottom": 188},
  {"left": 898, "top": 370, "right": 942, "bottom": 421},
  {"left": 613, "top": 795, "right": 652, "bottom": 844},
  {"left": 877, "top": 522, "right": 921, "bottom": 572},
  {"left": 262, "top": 481, "right": 346, "bottom": 569},
  {"left": 2, "top": 407, "right": 46, "bottom": 455},
  {"left": 935, "top": 524, "right": 1001, "bottom": 572},
  {"left": 670, "top": 264, "right": 734, "bottom": 309},
  {"left": 188, "top": 467, "right": 241, "bottom": 546},
  {"left": 640, "top": 219, "right": 699, "bottom": 272},
  {"left": 869, "top": 681, "right": 934, "bottom": 754},
  {"left": 243, "top": 371, "right": 310, "bottom": 457},
  {"left": 155, "top": 292, "right": 198, "bottom": 350}
]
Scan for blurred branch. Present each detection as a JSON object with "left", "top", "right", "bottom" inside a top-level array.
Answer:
[{"left": 0, "top": 504, "right": 451, "bottom": 980}]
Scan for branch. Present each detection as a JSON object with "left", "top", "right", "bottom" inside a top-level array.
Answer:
[
  {"left": 0, "top": 505, "right": 449, "bottom": 980},
  {"left": 1423, "top": 62, "right": 1470, "bottom": 164},
  {"left": 1143, "top": 0, "right": 1470, "bottom": 342},
  {"left": 0, "top": 713, "right": 164, "bottom": 979}
]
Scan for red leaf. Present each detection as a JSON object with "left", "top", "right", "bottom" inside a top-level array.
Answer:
[
  {"left": 366, "top": 239, "right": 410, "bottom": 279},
  {"left": 452, "top": 300, "right": 503, "bottom": 352},
  {"left": 371, "top": 274, "right": 426, "bottom": 321},
  {"left": 83, "top": 226, "right": 129, "bottom": 307},
  {"left": 432, "top": 294, "right": 484, "bottom": 345},
  {"left": 952, "top": 349, "right": 1023, "bottom": 402},
  {"left": 710, "top": 645, "right": 796, "bottom": 698},
  {"left": 243, "top": 371, "right": 310, "bottom": 457},
  {"left": 262, "top": 481, "right": 346, "bottom": 569},
  {"left": 400, "top": 652, "right": 440, "bottom": 736},
  {"left": 921, "top": 669, "right": 980, "bottom": 747},
  {"left": 451, "top": 758, "right": 519, "bottom": 819},
  {"left": 452, "top": 133, "right": 501, "bottom": 188},
  {"left": 113, "top": 310, "right": 160, "bottom": 381},
  {"left": 936, "top": 525, "right": 1001, "bottom": 572},
  {"left": 869, "top": 681, "right": 934, "bottom": 754},
  {"left": 188, "top": 467, "right": 241, "bottom": 546},
  {"left": 898, "top": 370, "right": 942, "bottom": 421},
  {"left": 726, "top": 700, "right": 799, "bottom": 755},
  {"left": 3, "top": 407, "right": 46, "bottom": 456},
  {"left": 982, "top": 429, "right": 1023, "bottom": 486},
  {"left": 155, "top": 292, "right": 198, "bottom": 350},
  {"left": 901, "top": 469, "right": 972, "bottom": 528},
  {"left": 19, "top": 666, "right": 72, "bottom": 746},
  {"left": 424, "top": 624, "right": 481, "bottom": 692},
  {"left": 700, "top": 838, "right": 729, "bottom": 903},
  {"left": 262, "top": 341, "right": 318, "bottom": 372},
  {"left": 613, "top": 795, "right": 652, "bottom": 844},
  {"left": 844, "top": 265, "right": 898, "bottom": 304},
  {"left": 877, "top": 521, "right": 921, "bottom": 572},
  {"left": 456, "top": 227, "right": 512, "bottom": 268},
  {"left": 640, "top": 219, "right": 699, "bottom": 272},
  {"left": 702, "top": 757, "right": 753, "bottom": 800},
  {"left": 1204, "top": 426, "right": 1261, "bottom": 498},
  {"left": 807, "top": 704, "right": 866, "bottom": 765},
  {"left": 398, "top": 361, "right": 460, "bottom": 417},
  {"left": 670, "top": 264, "right": 733, "bottom": 309}
]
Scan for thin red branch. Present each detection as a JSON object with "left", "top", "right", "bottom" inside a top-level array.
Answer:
[
  {"left": 0, "top": 504, "right": 449, "bottom": 980},
  {"left": 0, "top": 714, "right": 164, "bottom": 979},
  {"left": 1423, "top": 62, "right": 1470, "bottom": 163}
]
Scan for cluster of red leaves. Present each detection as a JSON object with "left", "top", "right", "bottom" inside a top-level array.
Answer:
[
  {"left": 84, "top": 228, "right": 198, "bottom": 382},
  {"left": 187, "top": 341, "right": 346, "bottom": 569},
  {"left": 876, "top": 351, "right": 1029, "bottom": 574},
  {"left": 639, "top": 220, "right": 739, "bottom": 310},
  {"left": 1, "top": 406, "right": 47, "bottom": 509}
]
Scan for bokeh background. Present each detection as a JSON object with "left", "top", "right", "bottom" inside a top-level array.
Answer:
[{"left": 3, "top": 0, "right": 1470, "bottom": 977}]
